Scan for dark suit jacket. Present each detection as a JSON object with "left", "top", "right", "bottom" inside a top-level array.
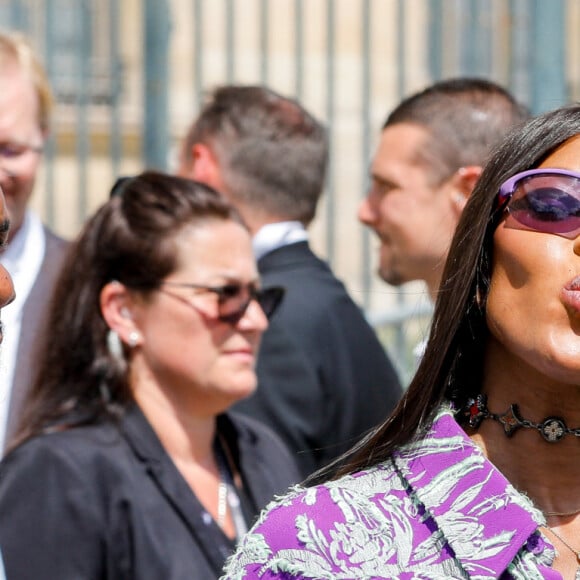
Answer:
[
  {"left": 0, "top": 405, "right": 300, "bottom": 579},
  {"left": 234, "top": 241, "right": 403, "bottom": 477},
  {"left": 4, "top": 227, "right": 69, "bottom": 448}
]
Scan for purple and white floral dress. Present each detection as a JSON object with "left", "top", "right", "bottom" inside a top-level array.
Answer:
[{"left": 222, "top": 405, "right": 568, "bottom": 579}]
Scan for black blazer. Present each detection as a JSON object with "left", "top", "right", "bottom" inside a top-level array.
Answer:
[
  {"left": 234, "top": 241, "right": 403, "bottom": 477},
  {"left": 0, "top": 405, "right": 300, "bottom": 579},
  {"left": 4, "top": 227, "right": 69, "bottom": 448}
]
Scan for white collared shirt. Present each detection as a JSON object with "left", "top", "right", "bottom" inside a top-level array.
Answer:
[
  {"left": 252, "top": 221, "right": 308, "bottom": 261},
  {"left": 0, "top": 210, "right": 46, "bottom": 451}
]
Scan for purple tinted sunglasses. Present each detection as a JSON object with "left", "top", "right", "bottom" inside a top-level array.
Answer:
[{"left": 497, "top": 168, "right": 580, "bottom": 239}]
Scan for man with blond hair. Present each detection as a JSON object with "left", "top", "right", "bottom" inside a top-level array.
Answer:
[{"left": 0, "top": 32, "right": 68, "bottom": 451}]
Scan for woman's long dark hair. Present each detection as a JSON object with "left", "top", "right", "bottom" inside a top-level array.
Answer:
[
  {"left": 333, "top": 103, "right": 580, "bottom": 477},
  {"left": 11, "top": 171, "right": 244, "bottom": 450}
]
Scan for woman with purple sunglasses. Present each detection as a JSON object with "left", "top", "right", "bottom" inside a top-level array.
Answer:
[{"left": 222, "top": 105, "right": 580, "bottom": 580}]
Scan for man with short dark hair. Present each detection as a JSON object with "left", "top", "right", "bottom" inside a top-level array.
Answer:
[
  {"left": 179, "top": 85, "right": 402, "bottom": 477},
  {"left": 359, "top": 78, "right": 529, "bottom": 300}
]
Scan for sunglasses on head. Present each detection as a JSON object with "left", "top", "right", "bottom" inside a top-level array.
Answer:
[
  {"left": 159, "top": 281, "right": 285, "bottom": 324},
  {"left": 497, "top": 168, "right": 580, "bottom": 239}
]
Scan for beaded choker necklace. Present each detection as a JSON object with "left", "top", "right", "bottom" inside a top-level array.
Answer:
[{"left": 459, "top": 394, "right": 580, "bottom": 443}]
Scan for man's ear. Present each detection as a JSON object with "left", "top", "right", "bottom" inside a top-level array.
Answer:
[
  {"left": 178, "top": 142, "right": 220, "bottom": 184},
  {"left": 450, "top": 165, "right": 482, "bottom": 213},
  {"left": 100, "top": 281, "right": 138, "bottom": 343}
]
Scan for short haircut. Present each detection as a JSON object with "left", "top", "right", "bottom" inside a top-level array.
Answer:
[
  {"left": 384, "top": 77, "right": 530, "bottom": 185},
  {"left": 182, "top": 85, "right": 329, "bottom": 225},
  {"left": 0, "top": 31, "right": 53, "bottom": 132}
]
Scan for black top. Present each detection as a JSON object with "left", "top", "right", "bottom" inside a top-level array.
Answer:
[
  {"left": 234, "top": 241, "right": 403, "bottom": 477},
  {"left": 0, "top": 405, "right": 300, "bottom": 579}
]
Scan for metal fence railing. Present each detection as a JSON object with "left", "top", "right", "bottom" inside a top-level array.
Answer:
[{"left": 0, "top": 0, "right": 575, "bottom": 382}]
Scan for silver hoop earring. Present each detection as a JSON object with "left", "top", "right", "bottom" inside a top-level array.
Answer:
[
  {"left": 107, "top": 329, "right": 124, "bottom": 361},
  {"left": 128, "top": 331, "right": 141, "bottom": 348}
]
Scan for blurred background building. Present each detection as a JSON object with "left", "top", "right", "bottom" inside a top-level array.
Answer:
[{"left": 0, "top": 0, "right": 577, "bottom": 381}]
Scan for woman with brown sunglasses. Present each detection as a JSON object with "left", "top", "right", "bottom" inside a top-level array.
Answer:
[{"left": 0, "top": 171, "right": 298, "bottom": 579}]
